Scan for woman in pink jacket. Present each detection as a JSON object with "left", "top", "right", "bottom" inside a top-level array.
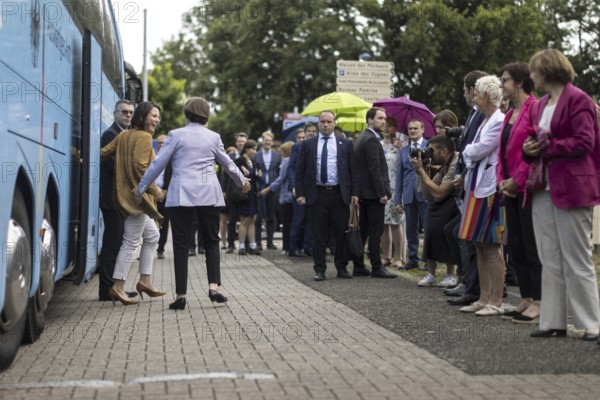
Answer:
[
  {"left": 496, "top": 62, "right": 543, "bottom": 324},
  {"left": 523, "top": 49, "right": 600, "bottom": 341}
]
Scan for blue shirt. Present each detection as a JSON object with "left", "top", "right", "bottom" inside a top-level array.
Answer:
[{"left": 316, "top": 132, "right": 338, "bottom": 186}]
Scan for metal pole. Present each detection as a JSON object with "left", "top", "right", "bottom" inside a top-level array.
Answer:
[{"left": 142, "top": 8, "right": 148, "bottom": 101}]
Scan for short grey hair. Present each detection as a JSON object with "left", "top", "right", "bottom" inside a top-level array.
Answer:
[{"left": 474, "top": 76, "right": 503, "bottom": 107}]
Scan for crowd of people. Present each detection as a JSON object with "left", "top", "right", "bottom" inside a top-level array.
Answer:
[{"left": 98, "top": 49, "right": 600, "bottom": 343}]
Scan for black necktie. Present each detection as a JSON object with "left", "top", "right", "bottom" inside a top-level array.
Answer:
[
  {"left": 413, "top": 142, "right": 419, "bottom": 148},
  {"left": 321, "top": 136, "right": 330, "bottom": 184}
]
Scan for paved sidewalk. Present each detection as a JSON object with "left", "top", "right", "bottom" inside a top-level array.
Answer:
[{"left": 1, "top": 245, "right": 599, "bottom": 399}]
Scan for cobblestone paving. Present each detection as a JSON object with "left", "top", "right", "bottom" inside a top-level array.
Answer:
[{"left": 1, "top": 246, "right": 599, "bottom": 399}]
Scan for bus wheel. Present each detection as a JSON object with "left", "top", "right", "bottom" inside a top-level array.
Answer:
[
  {"left": 0, "top": 188, "right": 31, "bottom": 371},
  {"left": 23, "top": 201, "right": 55, "bottom": 344}
]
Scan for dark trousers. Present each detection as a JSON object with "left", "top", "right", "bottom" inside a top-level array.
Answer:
[
  {"left": 308, "top": 186, "right": 349, "bottom": 273},
  {"left": 157, "top": 200, "right": 170, "bottom": 253},
  {"left": 452, "top": 217, "right": 480, "bottom": 295},
  {"left": 444, "top": 213, "right": 463, "bottom": 275},
  {"left": 227, "top": 200, "right": 239, "bottom": 248},
  {"left": 281, "top": 202, "right": 293, "bottom": 251},
  {"left": 99, "top": 208, "right": 124, "bottom": 296},
  {"left": 289, "top": 201, "right": 313, "bottom": 253},
  {"left": 255, "top": 191, "right": 277, "bottom": 245},
  {"left": 405, "top": 200, "right": 427, "bottom": 263},
  {"left": 504, "top": 193, "right": 542, "bottom": 300},
  {"left": 169, "top": 206, "right": 221, "bottom": 294},
  {"left": 359, "top": 199, "right": 385, "bottom": 269},
  {"left": 190, "top": 210, "right": 204, "bottom": 251}
]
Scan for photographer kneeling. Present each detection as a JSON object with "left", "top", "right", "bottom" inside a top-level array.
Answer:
[{"left": 411, "top": 136, "right": 460, "bottom": 287}]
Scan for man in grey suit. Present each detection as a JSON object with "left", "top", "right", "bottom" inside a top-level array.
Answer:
[
  {"left": 136, "top": 97, "right": 249, "bottom": 309},
  {"left": 354, "top": 107, "right": 397, "bottom": 278},
  {"left": 254, "top": 131, "right": 281, "bottom": 250},
  {"left": 394, "top": 119, "right": 428, "bottom": 270}
]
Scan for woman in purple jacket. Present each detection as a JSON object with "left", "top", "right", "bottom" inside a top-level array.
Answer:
[{"left": 523, "top": 49, "right": 600, "bottom": 341}]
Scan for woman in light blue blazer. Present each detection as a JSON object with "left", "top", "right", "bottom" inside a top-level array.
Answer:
[{"left": 135, "top": 98, "right": 249, "bottom": 310}]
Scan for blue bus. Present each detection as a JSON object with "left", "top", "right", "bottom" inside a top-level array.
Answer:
[{"left": 0, "top": 0, "right": 142, "bottom": 370}]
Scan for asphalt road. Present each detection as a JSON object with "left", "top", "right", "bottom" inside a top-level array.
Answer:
[{"left": 266, "top": 249, "right": 600, "bottom": 375}]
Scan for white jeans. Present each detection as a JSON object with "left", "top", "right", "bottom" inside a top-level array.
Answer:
[
  {"left": 532, "top": 191, "right": 600, "bottom": 330},
  {"left": 113, "top": 213, "right": 160, "bottom": 280}
]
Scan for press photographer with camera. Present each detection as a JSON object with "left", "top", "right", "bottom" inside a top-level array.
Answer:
[
  {"left": 394, "top": 120, "right": 428, "bottom": 270},
  {"left": 411, "top": 136, "right": 460, "bottom": 287}
]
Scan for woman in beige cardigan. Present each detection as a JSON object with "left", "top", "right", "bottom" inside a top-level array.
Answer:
[{"left": 100, "top": 101, "right": 166, "bottom": 305}]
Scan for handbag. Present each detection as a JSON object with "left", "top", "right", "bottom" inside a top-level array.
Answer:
[
  {"left": 525, "top": 102, "right": 546, "bottom": 192},
  {"left": 343, "top": 204, "right": 364, "bottom": 260},
  {"left": 226, "top": 180, "right": 248, "bottom": 203}
]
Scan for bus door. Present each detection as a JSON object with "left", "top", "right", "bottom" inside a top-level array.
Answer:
[{"left": 73, "top": 30, "right": 102, "bottom": 285}]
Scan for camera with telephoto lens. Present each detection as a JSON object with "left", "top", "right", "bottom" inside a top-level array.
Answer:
[
  {"left": 444, "top": 126, "right": 464, "bottom": 138},
  {"left": 409, "top": 147, "right": 432, "bottom": 165}
]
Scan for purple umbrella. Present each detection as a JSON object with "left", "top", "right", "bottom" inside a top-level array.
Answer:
[{"left": 374, "top": 97, "right": 436, "bottom": 138}]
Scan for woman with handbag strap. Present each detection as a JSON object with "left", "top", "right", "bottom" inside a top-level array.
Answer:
[
  {"left": 496, "top": 62, "right": 543, "bottom": 324},
  {"left": 523, "top": 49, "right": 600, "bottom": 341}
]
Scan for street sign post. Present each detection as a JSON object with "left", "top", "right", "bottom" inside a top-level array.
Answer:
[{"left": 336, "top": 60, "right": 394, "bottom": 103}]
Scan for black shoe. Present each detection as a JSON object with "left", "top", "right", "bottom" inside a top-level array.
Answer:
[
  {"left": 582, "top": 332, "right": 599, "bottom": 341},
  {"left": 238, "top": 249, "right": 247, "bottom": 255},
  {"left": 371, "top": 267, "right": 397, "bottom": 279},
  {"left": 267, "top": 243, "right": 277, "bottom": 250},
  {"left": 447, "top": 293, "right": 479, "bottom": 306},
  {"left": 399, "top": 262, "right": 419, "bottom": 270},
  {"left": 336, "top": 270, "right": 353, "bottom": 279},
  {"left": 126, "top": 291, "right": 138, "bottom": 298},
  {"left": 169, "top": 297, "right": 187, "bottom": 310},
  {"left": 353, "top": 267, "right": 371, "bottom": 277},
  {"left": 530, "top": 329, "right": 567, "bottom": 338},
  {"left": 226, "top": 247, "right": 234, "bottom": 254},
  {"left": 157, "top": 251, "right": 165, "bottom": 259},
  {"left": 208, "top": 289, "right": 228, "bottom": 303},
  {"left": 189, "top": 249, "right": 196, "bottom": 256},
  {"left": 248, "top": 248, "right": 262, "bottom": 255},
  {"left": 314, "top": 272, "right": 325, "bottom": 281},
  {"left": 198, "top": 248, "right": 206, "bottom": 254},
  {"left": 303, "top": 249, "right": 313, "bottom": 256},
  {"left": 288, "top": 251, "right": 300, "bottom": 257},
  {"left": 443, "top": 283, "right": 465, "bottom": 297}
]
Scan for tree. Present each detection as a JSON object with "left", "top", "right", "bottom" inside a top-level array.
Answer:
[{"left": 147, "top": 62, "right": 187, "bottom": 136}]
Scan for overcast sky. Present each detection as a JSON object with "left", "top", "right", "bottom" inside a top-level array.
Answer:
[{"left": 115, "top": 0, "right": 197, "bottom": 74}]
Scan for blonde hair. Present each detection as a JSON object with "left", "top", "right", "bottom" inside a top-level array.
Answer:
[
  {"left": 280, "top": 141, "right": 293, "bottom": 158},
  {"left": 529, "top": 49, "right": 575, "bottom": 84},
  {"left": 475, "top": 76, "right": 503, "bottom": 107},
  {"left": 261, "top": 131, "right": 274, "bottom": 140}
]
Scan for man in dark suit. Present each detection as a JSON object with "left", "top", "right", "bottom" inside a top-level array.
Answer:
[
  {"left": 155, "top": 134, "right": 172, "bottom": 259},
  {"left": 354, "top": 108, "right": 397, "bottom": 278},
  {"left": 446, "top": 70, "right": 488, "bottom": 305},
  {"left": 255, "top": 131, "right": 282, "bottom": 249},
  {"left": 394, "top": 119, "right": 428, "bottom": 270},
  {"left": 296, "top": 110, "right": 359, "bottom": 281},
  {"left": 98, "top": 100, "right": 138, "bottom": 301},
  {"left": 224, "top": 132, "right": 247, "bottom": 253}
]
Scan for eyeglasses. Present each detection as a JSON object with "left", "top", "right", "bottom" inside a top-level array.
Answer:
[
  {"left": 501, "top": 77, "right": 514, "bottom": 84},
  {"left": 116, "top": 110, "right": 134, "bottom": 115}
]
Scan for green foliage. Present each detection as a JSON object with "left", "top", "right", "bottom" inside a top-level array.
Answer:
[
  {"left": 147, "top": 63, "right": 187, "bottom": 137},
  {"left": 150, "top": 0, "right": 599, "bottom": 139}
]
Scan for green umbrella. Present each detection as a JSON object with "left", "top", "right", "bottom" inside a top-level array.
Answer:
[
  {"left": 301, "top": 92, "right": 371, "bottom": 116},
  {"left": 336, "top": 109, "right": 368, "bottom": 133}
]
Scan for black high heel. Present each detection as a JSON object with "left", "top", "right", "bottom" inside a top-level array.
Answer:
[
  {"left": 530, "top": 329, "right": 567, "bottom": 338},
  {"left": 208, "top": 289, "right": 228, "bottom": 303},
  {"left": 169, "top": 297, "right": 187, "bottom": 310}
]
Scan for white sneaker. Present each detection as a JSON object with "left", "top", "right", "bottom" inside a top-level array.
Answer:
[
  {"left": 418, "top": 273, "right": 437, "bottom": 287},
  {"left": 475, "top": 304, "right": 505, "bottom": 316},
  {"left": 460, "top": 301, "right": 486, "bottom": 313},
  {"left": 437, "top": 275, "right": 458, "bottom": 287}
]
